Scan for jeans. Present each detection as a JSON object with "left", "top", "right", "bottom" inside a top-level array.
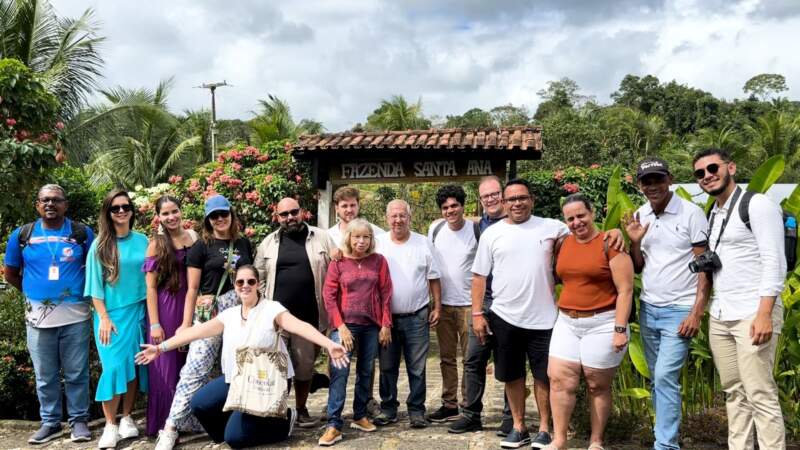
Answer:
[
  {"left": 379, "top": 306, "right": 430, "bottom": 417},
  {"left": 461, "top": 320, "right": 511, "bottom": 421},
  {"left": 640, "top": 302, "right": 692, "bottom": 450},
  {"left": 26, "top": 320, "right": 91, "bottom": 427},
  {"left": 327, "top": 324, "right": 379, "bottom": 430},
  {"left": 190, "top": 376, "right": 291, "bottom": 449}
]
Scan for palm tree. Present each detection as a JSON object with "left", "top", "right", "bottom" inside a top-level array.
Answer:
[
  {"left": 0, "top": 0, "right": 104, "bottom": 118},
  {"left": 746, "top": 109, "right": 800, "bottom": 179},
  {"left": 73, "top": 79, "right": 207, "bottom": 188},
  {"left": 250, "top": 94, "right": 325, "bottom": 144},
  {"left": 365, "top": 95, "right": 431, "bottom": 131}
]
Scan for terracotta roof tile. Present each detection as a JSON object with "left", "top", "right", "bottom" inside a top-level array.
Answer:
[{"left": 294, "top": 126, "right": 542, "bottom": 154}]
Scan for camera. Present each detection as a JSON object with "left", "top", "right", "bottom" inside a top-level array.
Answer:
[{"left": 688, "top": 250, "right": 722, "bottom": 273}]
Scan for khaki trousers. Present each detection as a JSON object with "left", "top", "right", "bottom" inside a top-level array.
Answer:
[
  {"left": 436, "top": 305, "right": 470, "bottom": 408},
  {"left": 709, "top": 304, "right": 785, "bottom": 450}
]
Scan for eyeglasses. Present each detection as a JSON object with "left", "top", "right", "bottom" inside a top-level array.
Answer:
[
  {"left": 235, "top": 278, "right": 257, "bottom": 287},
  {"left": 277, "top": 208, "right": 301, "bottom": 218},
  {"left": 208, "top": 210, "right": 230, "bottom": 221},
  {"left": 109, "top": 204, "right": 133, "bottom": 214},
  {"left": 503, "top": 195, "right": 531, "bottom": 204},
  {"left": 479, "top": 191, "right": 501, "bottom": 201},
  {"left": 694, "top": 163, "right": 725, "bottom": 179},
  {"left": 38, "top": 197, "right": 66, "bottom": 205}
]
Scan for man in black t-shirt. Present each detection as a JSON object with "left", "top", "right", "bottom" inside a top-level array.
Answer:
[{"left": 254, "top": 197, "right": 336, "bottom": 428}]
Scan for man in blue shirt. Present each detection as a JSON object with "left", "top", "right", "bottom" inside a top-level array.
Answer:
[{"left": 3, "top": 184, "right": 95, "bottom": 444}]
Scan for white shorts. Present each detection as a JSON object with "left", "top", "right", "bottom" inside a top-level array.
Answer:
[{"left": 549, "top": 309, "right": 628, "bottom": 369}]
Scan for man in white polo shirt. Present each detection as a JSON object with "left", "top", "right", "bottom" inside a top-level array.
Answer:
[
  {"left": 623, "top": 158, "right": 710, "bottom": 450},
  {"left": 693, "top": 148, "right": 786, "bottom": 450},
  {"left": 471, "top": 178, "right": 568, "bottom": 449},
  {"left": 426, "top": 184, "right": 479, "bottom": 423},
  {"left": 374, "top": 199, "right": 442, "bottom": 429}
]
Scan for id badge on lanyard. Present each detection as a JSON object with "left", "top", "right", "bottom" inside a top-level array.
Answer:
[{"left": 49, "top": 262, "right": 60, "bottom": 281}]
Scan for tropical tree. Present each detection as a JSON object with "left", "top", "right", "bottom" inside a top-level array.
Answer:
[
  {"left": 0, "top": 0, "right": 104, "bottom": 118},
  {"left": 746, "top": 109, "right": 800, "bottom": 179},
  {"left": 250, "top": 94, "right": 325, "bottom": 144},
  {"left": 743, "top": 73, "right": 788, "bottom": 101},
  {"left": 73, "top": 79, "right": 207, "bottom": 188},
  {"left": 365, "top": 95, "right": 431, "bottom": 131}
]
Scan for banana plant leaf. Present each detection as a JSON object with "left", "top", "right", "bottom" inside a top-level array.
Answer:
[{"left": 747, "top": 155, "right": 785, "bottom": 194}]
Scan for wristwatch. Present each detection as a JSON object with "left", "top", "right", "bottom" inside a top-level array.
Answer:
[{"left": 614, "top": 325, "right": 627, "bottom": 334}]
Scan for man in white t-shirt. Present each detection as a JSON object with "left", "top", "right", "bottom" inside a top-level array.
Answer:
[
  {"left": 693, "top": 148, "right": 786, "bottom": 450},
  {"left": 328, "top": 186, "right": 384, "bottom": 248},
  {"left": 623, "top": 158, "right": 710, "bottom": 450},
  {"left": 471, "top": 178, "right": 569, "bottom": 449},
  {"left": 426, "top": 184, "right": 478, "bottom": 423},
  {"left": 373, "top": 199, "right": 442, "bottom": 429}
]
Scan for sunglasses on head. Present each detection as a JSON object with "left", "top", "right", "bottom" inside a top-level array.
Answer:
[
  {"left": 278, "top": 208, "right": 301, "bottom": 218},
  {"left": 694, "top": 163, "right": 724, "bottom": 179},
  {"left": 208, "top": 210, "right": 230, "bottom": 220},
  {"left": 109, "top": 204, "right": 133, "bottom": 214},
  {"left": 235, "top": 278, "right": 257, "bottom": 287}
]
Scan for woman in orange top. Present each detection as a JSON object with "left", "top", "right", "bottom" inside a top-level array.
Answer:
[{"left": 546, "top": 193, "right": 633, "bottom": 450}]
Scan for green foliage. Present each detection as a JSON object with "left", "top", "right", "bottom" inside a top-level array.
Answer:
[
  {"left": 743, "top": 73, "right": 788, "bottom": 101},
  {"left": 365, "top": 95, "right": 431, "bottom": 131},
  {"left": 0, "top": 289, "right": 38, "bottom": 419},
  {"left": 444, "top": 108, "right": 493, "bottom": 128},
  {"left": 250, "top": 94, "right": 324, "bottom": 144},
  {"left": 43, "top": 165, "right": 107, "bottom": 228},
  {"left": 747, "top": 155, "right": 785, "bottom": 194}
]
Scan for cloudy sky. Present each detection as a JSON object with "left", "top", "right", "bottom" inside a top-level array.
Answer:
[{"left": 52, "top": 0, "right": 799, "bottom": 132}]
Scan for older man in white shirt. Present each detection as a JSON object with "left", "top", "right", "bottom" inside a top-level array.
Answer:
[
  {"left": 693, "top": 148, "right": 786, "bottom": 450},
  {"left": 373, "top": 199, "right": 441, "bottom": 429}
]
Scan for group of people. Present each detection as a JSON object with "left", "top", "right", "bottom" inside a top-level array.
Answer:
[{"left": 2, "top": 147, "right": 788, "bottom": 450}]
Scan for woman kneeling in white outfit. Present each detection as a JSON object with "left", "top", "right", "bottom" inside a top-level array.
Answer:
[{"left": 136, "top": 265, "right": 348, "bottom": 449}]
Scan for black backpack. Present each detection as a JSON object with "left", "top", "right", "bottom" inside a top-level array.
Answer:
[
  {"left": 431, "top": 220, "right": 481, "bottom": 244},
  {"left": 17, "top": 220, "right": 91, "bottom": 267},
  {"left": 738, "top": 191, "right": 797, "bottom": 271}
]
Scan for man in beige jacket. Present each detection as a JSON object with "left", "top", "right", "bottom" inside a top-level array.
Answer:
[{"left": 255, "top": 197, "right": 337, "bottom": 428}]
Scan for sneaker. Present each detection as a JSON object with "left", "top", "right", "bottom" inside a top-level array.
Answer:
[
  {"left": 117, "top": 415, "right": 139, "bottom": 439},
  {"left": 366, "top": 397, "right": 382, "bottom": 418},
  {"left": 28, "top": 424, "right": 62, "bottom": 444},
  {"left": 287, "top": 408, "right": 297, "bottom": 437},
  {"left": 371, "top": 412, "right": 398, "bottom": 426},
  {"left": 500, "top": 428, "right": 531, "bottom": 449},
  {"left": 531, "top": 431, "right": 553, "bottom": 448},
  {"left": 310, "top": 372, "right": 330, "bottom": 393},
  {"left": 296, "top": 408, "right": 318, "bottom": 428},
  {"left": 318, "top": 427, "right": 342, "bottom": 446},
  {"left": 70, "top": 422, "right": 92, "bottom": 442},
  {"left": 97, "top": 424, "right": 119, "bottom": 449},
  {"left": 448, "top": 416, "right": 483, "bottom": 434},
  {"left": 350, "top": 417, "right": 377, "bottom": 432},
  {"left": 427, "top": 405, "right": 460, "bottom": 423},
  {"left": 155, "top": 429, "right": 179, "bottom": 450},
  {"left": 409, "top": 415, "right": 428, "bottom": 429},
  {"left": 497, "top": 416, "right": 514, "bottom": 437}
]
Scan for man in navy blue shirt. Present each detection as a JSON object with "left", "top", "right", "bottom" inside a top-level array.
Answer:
[{"left": 3, "top": 184, "right": 95, "bottom": 444}]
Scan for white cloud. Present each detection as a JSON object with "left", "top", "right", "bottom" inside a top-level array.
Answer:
[{"left": 51, "top": 0, "right": 800, "bottom": 131}]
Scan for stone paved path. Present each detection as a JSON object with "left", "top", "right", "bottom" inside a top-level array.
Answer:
[{"left": 0, "top": 335, "right": 725, "bottom": 450}]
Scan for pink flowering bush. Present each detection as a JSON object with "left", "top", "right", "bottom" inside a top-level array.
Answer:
[{"left": 131, "top": 141, "right": 314, "bottom": 242}]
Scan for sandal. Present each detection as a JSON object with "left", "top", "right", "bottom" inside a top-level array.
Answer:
[{"left": 588, "top": 443, "right": 605, "bottom": 450}]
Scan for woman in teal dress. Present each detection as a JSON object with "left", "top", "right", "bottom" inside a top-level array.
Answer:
[{"left": 84, "top": 189, "right": 149, "bottom": 449}]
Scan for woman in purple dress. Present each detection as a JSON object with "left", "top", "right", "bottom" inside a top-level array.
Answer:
[{"left": 142, "top": 196, "right": 198, "bottom": 436}]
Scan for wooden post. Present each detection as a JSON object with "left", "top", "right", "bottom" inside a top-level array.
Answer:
[{"left": 317, "top": 180, "right": 333, "bottom": 229}]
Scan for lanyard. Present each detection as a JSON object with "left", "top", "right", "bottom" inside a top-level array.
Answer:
[
  {"left": 43, "top": 221, "right": 68, "bottom": 264},
  {"left": 708, "top": 187, "right": 743, "bottom": 252}
]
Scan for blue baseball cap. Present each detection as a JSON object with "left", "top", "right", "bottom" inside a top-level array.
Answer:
[{"left": 204, "top": 195, "right": 231, "bottom": 218}]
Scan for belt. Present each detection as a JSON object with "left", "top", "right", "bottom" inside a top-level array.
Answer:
[
  {"left": 559, "top": 304, "right": 615, "bottom": 319},
  {"left": 393, "top": 304, "right": 429, "bottom": 318}
]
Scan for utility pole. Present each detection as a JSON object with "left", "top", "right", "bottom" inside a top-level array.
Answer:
[{"left": 195, "top": 81, "right": 229, "bottom": 161}]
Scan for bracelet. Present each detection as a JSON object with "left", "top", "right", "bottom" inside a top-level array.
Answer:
[
  {"left": 159, "top": 342, "right": 169, "bottom": 353},
  {"left": 150, "top": 323, "right": 161, "bottom": 330},
  {"left": 471, "top": 311, "right": 484, "bottom": 317}
]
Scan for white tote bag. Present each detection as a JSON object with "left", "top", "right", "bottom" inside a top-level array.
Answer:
[{"left": 223, "top": 305, "right": 290, "bottom": 417}]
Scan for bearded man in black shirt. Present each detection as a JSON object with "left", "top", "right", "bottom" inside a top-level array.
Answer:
[{"left": 254, "top": 198, "right": 338, "bottom": 427}]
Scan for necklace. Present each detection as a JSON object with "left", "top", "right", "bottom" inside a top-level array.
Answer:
[{"left": 241, "top": 297, "right": 260, "bottom": 322}]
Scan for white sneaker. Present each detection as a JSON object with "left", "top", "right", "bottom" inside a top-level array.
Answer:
[
  {"left": 117, "top": 416, "right": 139, "bottom": 439},
  {"left": 155, "top": 429, "right": 179, "bottom": 450},
  {"left": 98, "top": 424, "right": 118, "bottom": 449}
]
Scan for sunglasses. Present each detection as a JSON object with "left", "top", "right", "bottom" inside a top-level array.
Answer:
[
  {"left": 235, "top": 278, "right": 257, "bottom": 287},
  {"left": 208, "top": 210, "right": 230, "bottom": 220},
  {"left": 38, "top": 197, "right": 66, "bottom": 205},
  {"left": 109, "top": 204, "right": 133, "bottom": 214},
  {"left": 277, "top": 208, "right": 301, "bottom": 218},
  {"left": 694, "top": 163, "right": 725, "bottom": 179}
]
